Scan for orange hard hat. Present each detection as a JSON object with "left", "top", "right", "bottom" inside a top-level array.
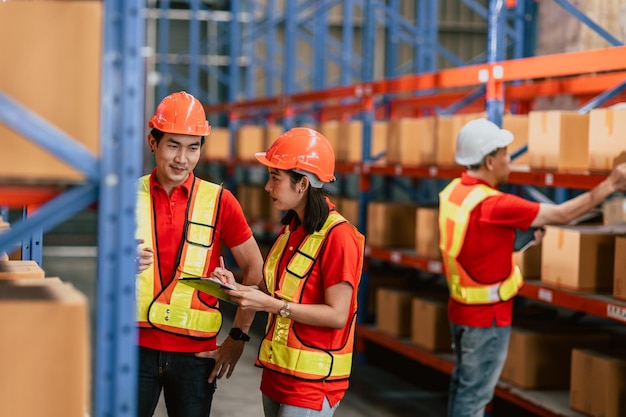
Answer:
[
  {"left": 148, "top": 91, "right": 211, "bottom": 136},
  {"left": 255, "top": 127, "right": 336, "bottom": 187}
]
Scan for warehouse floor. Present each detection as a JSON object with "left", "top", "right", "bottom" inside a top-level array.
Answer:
[{"left": 41, "top": 246, "right": 448, "bottom": 417}]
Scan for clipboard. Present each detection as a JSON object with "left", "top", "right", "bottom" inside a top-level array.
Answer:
[{"left": 179, "top": 277, "right": 236, "bottom": 303}]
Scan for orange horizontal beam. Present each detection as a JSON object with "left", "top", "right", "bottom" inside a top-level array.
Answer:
[
  {"left": 0, "top": 186, "right": 64, "bottom": 208},
  {"left": 499, "top": 46, "right": 626, "bottom": 82}
]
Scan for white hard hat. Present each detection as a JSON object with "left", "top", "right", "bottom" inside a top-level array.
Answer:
[{"left": 455, "top": 118, "right": 514, "bottom": 166}]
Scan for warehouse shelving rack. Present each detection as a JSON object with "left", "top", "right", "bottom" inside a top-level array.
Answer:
[
  {"left": 198, "top": 1, "right": 626, "bottom": 413},
  {"left": 0, "top": 1, "right": 145, "bottom": 416}
]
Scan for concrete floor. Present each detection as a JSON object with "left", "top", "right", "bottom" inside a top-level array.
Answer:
[{"left": 41, "top": 247, "right": 447, "bottom": 417}]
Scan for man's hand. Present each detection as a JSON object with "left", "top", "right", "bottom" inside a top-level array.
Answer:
[
  {"left": 136, "top": 239, "right": 154, "bottom": 273},
  {"left": 196, "top": 336, "right": 245, "bottom": 383}
]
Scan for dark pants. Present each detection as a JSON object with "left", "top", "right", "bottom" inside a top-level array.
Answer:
[{"left": 138, "top": 346, "right": 217, "bottom": 417}]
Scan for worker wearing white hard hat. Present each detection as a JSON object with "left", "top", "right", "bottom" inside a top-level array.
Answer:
[{"left": 439, "top": 117, "right": 626, "bottom": 417}]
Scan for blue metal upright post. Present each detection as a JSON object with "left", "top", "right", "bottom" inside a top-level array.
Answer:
[
  {"left": 94, "top": 1, "right": 145, "bottom": 416},
  {"left": 486, "top": 0, "right": 507, "bottom": 126}
]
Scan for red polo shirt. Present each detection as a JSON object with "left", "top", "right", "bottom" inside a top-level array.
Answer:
[
  {"left": 260, "top": 203, "right": 364, "bottom": 410},
  {"left": 139, "top": 170, "right": 253, "bottom": 352},
  {"left": 448, "top": 173, "right": 540, "bottom": 327}
]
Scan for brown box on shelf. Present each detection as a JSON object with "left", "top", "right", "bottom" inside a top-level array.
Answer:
[
  {"left": 365, "top": 271, "right": 411, "bottom": 319},
  {"left": 436, "top": 112, "right": 486, "bottom": 166},
  {"left": 415, "top": 207, "right": 440, "bottom": 259},
  {"left": 570, "top": 348, "right": 626, "bottom": 417},
  {"left": 410, "top": 296, "right": 451, "bottom": 352},
  {"left": 236, "top": 184, "right": 271, "bottom": 220},
  {"left": 612, "top": 236, "right": 626, "bottom": 301},
  {"left": 0, "top": 260, "right": 45, "bottom": 279},
  {"left": 387, "top": 117, "right": 436, "bottom": 166},
  {"left": 336, "top": 120, "right": 387, "bottom": 164},
  {"left": 317, "top": 120, "right": 340, "bottom": 154},
  {"left": 376, "top": 287, "right": 413, "bottom": 338},
  {"left": 588, "top": 108, "right": 626, "bottom": 171},
  {"left": 367, "top": 202, "right": 417, "bottom": 248},
  {"left": 603, "top": 196, "right": 626, "bottom": 226},
  {"left": 501, "top": 325, "right": 610, "bottom": 389},
  {"left": 335, "top": 197, "right": 360, "bottom": 228},
  {"left": 527, "top": 110, "right": 590, "bottom": 170},
  {"left": 203, "top": 127, "right": 230, "bottom": 160},
  {"left": 541, "top": 225, "right": 617, "bottom": 292},
  {"left": 0, "top": 279, "right": 90, "bottom": 417},
  {"left": 265, "top": 124, "right": 284, "bottom": 148},
  {"left": 513, "top": 243, "right": 542, "bottom": 279},
  {"left": 0, "top": 2, "right": 102, "bottom": 181},
  {"left": 503, "top": 114, "right": 529, "bottom": 166},
  {"left": 236, "top": 125, "right": 266, "bottom": 160}
]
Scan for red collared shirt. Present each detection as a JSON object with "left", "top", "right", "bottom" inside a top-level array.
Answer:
[
  {"left": 139, "top": 170, "right": 253, "bottom": 352},
  {"left": 260, "top": 202, "right": 364, "bottom": 410},
  {"left": 447, "top": 173, "right": 539, "bottom": 327}
]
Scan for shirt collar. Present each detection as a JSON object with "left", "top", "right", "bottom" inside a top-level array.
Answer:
[
  {"left": 460, "top": 172, "right": 495, "bottom": 189},
  {"left": 149, "top": 167, "right": 193, "bottom": 198}
]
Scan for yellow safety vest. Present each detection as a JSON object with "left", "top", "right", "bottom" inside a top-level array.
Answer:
[
  {"left": 135, "top": 175, "right": 223, "bottom": 339},
  {"left": 439, "top": 178, "right": 523, "bottom": 304},
  {"left": 256, "top": 211, "right": 364, "bottom": 381}
]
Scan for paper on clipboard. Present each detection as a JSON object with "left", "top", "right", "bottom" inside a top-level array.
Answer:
[{"left": 179, "top": 277, "right": 236, "bottom": 303}]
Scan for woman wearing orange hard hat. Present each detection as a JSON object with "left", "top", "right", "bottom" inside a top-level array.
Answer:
[{"left": 203, "top": 127, "right": 365, "bottom": 417}]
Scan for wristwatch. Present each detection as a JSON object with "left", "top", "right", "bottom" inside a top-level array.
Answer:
[
  {"left": 278, "top": 300, "right": 291, "bottom": 318},
  {"left": 229, "top": 327, "right": 250, "bottom": 342}
]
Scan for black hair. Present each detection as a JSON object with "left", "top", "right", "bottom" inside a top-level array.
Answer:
[
  {"left": 150, "top": 128, "right": 205, "bottom": 147},
  {"left": 467, "top": 148, "right": 499, "bottom": 170},
  {"left": 280, "top": 170, "right": 329, "bottom": 234}
]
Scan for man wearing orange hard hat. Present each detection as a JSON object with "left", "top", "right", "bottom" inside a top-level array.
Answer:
[{"left": 134, "top": 91, "right": 263, "bottom": 417}]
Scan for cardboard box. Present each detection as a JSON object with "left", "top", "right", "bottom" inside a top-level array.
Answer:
[
  {"left": 387, "top": 117, "right": 436, "bottom": 166},
  {"left": 588, "top": 108, "right": 626, "bottom": 171},
  {"left": 265, "top": 124, "right": 283, "bottom": 149},
  {"left": 0, "top": 279, "right": 90, "bottom": 417},
  {"left": 336, "top": 197, "right": 360, "bottom": 228},
  {"left": 571, "top": 348, "right": 626, "bottom": 417},
  {"left": 0, "top": 2, "right": 102, "bottom": 181},
  {"left": 501, "top": 326, "right": 610, "bottom": 389},
  {"left": 503, "top": 114, "right": 529, "bottom": 165},
  {"left": 513, "top": 243, "right": 542, "bottom": 279},
  {"left": 613, "top": 236, "right": 626, "bottom": 301},
  {"left": 415, "top": 207, "right": 440, "bottom": 259},
  {"left": 0, "top": 260, "right": 45, "bottom": 279},
  {"left": 365, "top": 270, "right": 412, "bottom": 319},
  {"left": 376, "top": 287, "right": 413, "bottom": 337},
  {"left": 336, "top": 120, "right": 387, "bottom": 163},
  {"left": 541, "top": 225, "right": 617, "bottom": 292},
  {"left": 603, "top": 196, "right": 626, "bottom": 225},
  {"left": 527, "top": 110, "right": 590, "bottom": 170},
  {"left": 236, "top": 125, "right": 265, "bottom": 160},
  {"left": 367, "top": 202, "right": 417, "bottom": 248},
  {"left": 410, "top": 296, "right": 451, "bottom": 351},
  {"left": 436, "top": 113, "right": 486, "bottom": 166},
  {"left": 317, "top": 121, "right": 340, "bottom": 154},
  {"left": 203, "top": 127, "right": 230, "bottom": 160}
]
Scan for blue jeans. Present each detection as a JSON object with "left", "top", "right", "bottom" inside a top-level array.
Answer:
[
  {"left": 262, "top": 395, "right": 340, "bottom": 417},
  {"left": 138, "top": 346, "right": 217, "bottom": 417},
  {"left": 447, "top": 323, "right": 511, "bottom": 417}
]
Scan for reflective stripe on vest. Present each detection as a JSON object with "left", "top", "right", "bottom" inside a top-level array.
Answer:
[
  {"left": 439, "top": 178, "right": 523, "bottom": 304},
  {"left": 257, "top": 212, "right": 365, "bottom": 381},
  {"left": 135, "top": 175, "right": 223, "bottom": 338}
]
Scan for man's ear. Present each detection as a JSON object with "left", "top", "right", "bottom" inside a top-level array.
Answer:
[{"left": 147, "top": 134, "right": 156, "bottom": 153}]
